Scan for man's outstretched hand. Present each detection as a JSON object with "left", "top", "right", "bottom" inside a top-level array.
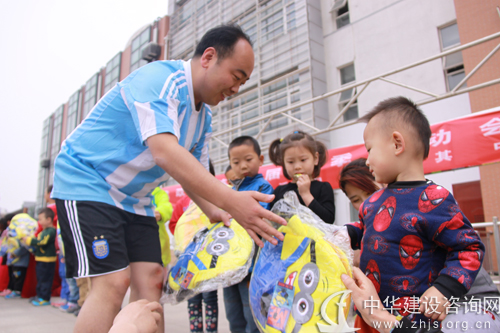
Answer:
[{"left": 221, "top": 191, "right": 286, "bottom": 248}]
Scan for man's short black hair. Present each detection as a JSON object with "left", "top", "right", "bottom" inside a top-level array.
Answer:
[
  {"left": 359, "top": 96, "right": 432, "bottom": 159},
  {"left": 228, "top": 136, "right": 261, "bottom": 158},
  {"left": 38, "top": 207, "right": 55, "bottom": 220},
  {"left": 194, "top": 24, "right": 253, "bottom": 62}
]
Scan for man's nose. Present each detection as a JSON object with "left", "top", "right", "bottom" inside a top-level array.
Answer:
[{"left": 230, "top": 84, "right": 240, "bottom": 94}]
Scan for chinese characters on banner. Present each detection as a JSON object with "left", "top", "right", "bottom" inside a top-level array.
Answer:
[
  {"left": 363, "top": 295, "right": 500, "bottom": 316},
  {"left": 163, "top": 108, "right": 500, "bottom": 205}
]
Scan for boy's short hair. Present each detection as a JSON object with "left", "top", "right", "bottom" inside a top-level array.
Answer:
[
  {"left": 359, "top": 96, "right": 432, "bottom": 159},
  {"left": 38, "top": 207, "right": 55, "bottom": 220},
  {"left": 228, "top": 136, "right": 261, "bottom": 157},
  {"left": 225, "top": 165, "right": 232, "bottom": 173},
  {"left": 193, "top": 24, "right": 253, "bottom": 62}
]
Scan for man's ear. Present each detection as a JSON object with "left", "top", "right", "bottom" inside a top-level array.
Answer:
[
  {"left": 200, "top": 47, "right": 217, "bottom": 69},
  {"left": 392, "top": 131, "right": 405, "bottom": 156}
]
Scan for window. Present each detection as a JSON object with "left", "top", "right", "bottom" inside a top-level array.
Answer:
[
  {"left": 285, "top": 2, "right": 296, "bottom": 31},
  {"left": 82, "top": 73, "right": 99, "bottom": 119},
  {"left": 66, "top": 90, "right": 80, "bottom": 137},
  {"left": 130, "top": 27, "right": 151, "bottom": 72},
  {"left": 439, "top": 23, "right": 466, "bottom": 91},
  {"left": 49, "top": 106, "right": 64, "bottom": 184},
  {"left": 339, "top": 64, "right": 358, "bottom": 121},
  {"left": 37, "top": 117, "right": 51, "bottom": 207},
  {"left": 260, "top": 1, "right": 284, "bottom": 43},
  {"left": 332, "top": 0, "right": 350, "bottom": 29},
  {"left": 104, "top": 53, "right": 121, "bottom": 94}
]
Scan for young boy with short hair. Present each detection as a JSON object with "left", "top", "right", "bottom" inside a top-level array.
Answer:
[
  {"left": 346, "top": 96, "right": 485, "bottom": 329},
  {"left": 224, "top": 136, "right": 273, "bottom": 333},
  {"left": 224, "top": 165, "right": 239, "bottom": 187},
  {"left": 23, "top": 208, "right": 57, "bottom": 306}
]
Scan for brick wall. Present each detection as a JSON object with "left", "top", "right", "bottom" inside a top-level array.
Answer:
[{"left": 455, "top": 0, "right": 500, "bottom": 222}]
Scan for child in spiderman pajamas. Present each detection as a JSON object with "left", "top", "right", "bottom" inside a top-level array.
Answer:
[{"left": 345, "top": 97, "right": 485, "bottom": 332}]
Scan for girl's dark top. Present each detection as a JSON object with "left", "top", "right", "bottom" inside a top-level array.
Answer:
[{"left": 270, "top": 180, "right": 335, "bottom": 224}]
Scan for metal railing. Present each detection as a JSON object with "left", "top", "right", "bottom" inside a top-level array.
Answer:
[
  {"left": 211, "top": 30, "right": 500, "bottom": 161},
  {"left": 473, "top": 216, "right": 500, "bottom": 281}
]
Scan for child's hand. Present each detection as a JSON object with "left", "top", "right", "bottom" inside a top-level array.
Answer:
[
  {"left": 154, "top": 210, "right": 162, "bottom": 222},
  {"left": 296, "top": 174, "right": 313, "bottom": 206},
  {"left": 419, "top": 286, "right": 449, "bottom": 321},
  {"left": 341, "top": 267, "right": 396, "bottom": 332}
]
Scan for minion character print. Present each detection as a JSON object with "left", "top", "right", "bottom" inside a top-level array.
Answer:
[{"left": 250, "top": 215, "right": 352, "bottom": 333}]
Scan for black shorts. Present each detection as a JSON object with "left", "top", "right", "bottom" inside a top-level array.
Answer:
[{"left": 56, "top": 199, "right": 162, "bottom": 278}]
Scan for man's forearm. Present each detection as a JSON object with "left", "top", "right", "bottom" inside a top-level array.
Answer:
[
  {"left": 184, "top": 188, "right": 219, "bottom": 217},
  {"left": 148, "top": 133, "right": 232, "bottom": 210}
]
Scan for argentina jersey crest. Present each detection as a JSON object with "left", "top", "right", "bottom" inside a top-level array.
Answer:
[{"left": 92, "top": 236, "right": 109, "bottom": 259}]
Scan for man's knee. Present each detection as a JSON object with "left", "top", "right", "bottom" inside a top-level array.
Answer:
[
  {"left": 130, "top": 263, "right": 163, "bottom": 292},
  {"left": 91, "top": 271, "right": 130, "bottom": 299}
]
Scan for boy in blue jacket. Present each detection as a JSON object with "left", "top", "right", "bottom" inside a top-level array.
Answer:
[{"left": 224, "top": 136, "right": 273, "bottom": 333}]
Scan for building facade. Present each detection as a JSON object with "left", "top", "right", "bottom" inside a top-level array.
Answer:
[
  {"left": 166, "top": 0, "right": 331, "bottom": 175},
  {"left": 36, "top": 16, "right": 170, "bottom": 210}
]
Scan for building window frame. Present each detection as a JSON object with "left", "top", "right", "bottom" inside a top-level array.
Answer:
[
  {"left": 332, "top": 0, "right": 350, "bottom": 29},
  {"left": 104, "top": 52, "right": 122, "bottom": 94},
  {"left": 49, "top": 106, "right": 64, "bottom": 184},
  {"left": 130, "top": 26, "right": 151, "bottom": 72},
  {"left": 438, "top": 22, "right": 466, "bottom": 91},
  {"left": 82, "top": 73, "right": 99, "bottom": 119},
  {"left": 339, "top": 63, "right": 358, "bottom": 122},
  {"left": 66, "top": 90, "right": 80, "bottom": 137}
]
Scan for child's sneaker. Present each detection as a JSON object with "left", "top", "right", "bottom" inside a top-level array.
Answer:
[
  {"left": 31, "top": 298, "right": 50, "bottom": 306},
  {"left": 0, "top": 289, "right": 12, "bottom": 297},
  {"left": 61, "top": 302, "right": 80, "bottom": 313},
  {"left": 51, "top": 300, "right": 67, "bottom": 308},
  {"left": 5, "top": 291, "right": 21, "bottom": 299}
]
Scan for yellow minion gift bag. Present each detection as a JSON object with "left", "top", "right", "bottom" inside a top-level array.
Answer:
[
  {"left": 173, "top": 201, "right": 211, "bottom": 254},
  {"left": 6, "top": 214, "right": 38, "bottom": 259},
  {"left": 162, "top": 219, "right": 254, "bottom": 304},
  {"left": 250, "top": 192, "right": 354, "bottom": 333}
]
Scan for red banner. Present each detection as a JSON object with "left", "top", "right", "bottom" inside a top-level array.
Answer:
[{"left": 163, "top": 107, "right": 500, "bottom": 205}]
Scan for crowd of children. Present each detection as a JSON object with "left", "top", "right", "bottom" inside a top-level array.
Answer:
[
  {"left": 0, "top": 186, "right": 88, "bottom": 316},
  {"left": 1, "top": 96, "right": 495, "bottom": 333}
]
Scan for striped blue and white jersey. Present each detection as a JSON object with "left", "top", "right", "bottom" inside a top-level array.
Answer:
[{"left": 52, "top": 60, "right": 212, "bottom": 217}]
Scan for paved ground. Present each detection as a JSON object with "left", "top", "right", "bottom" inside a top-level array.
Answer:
[
  {"left": 3, "top": 277, "right": 500, "bottom": 332},
  {"left": 0, "top": 288, "right": 230, "bottom": 333}
]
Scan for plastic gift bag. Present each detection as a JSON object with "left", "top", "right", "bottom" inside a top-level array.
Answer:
[
  {"left": 162, "top": 218, "right": 254, "bottom": 305},
  {"left": 249, "top": 192, "right": 354, "bottom": 333},
  {"left": 173, "top": 201, "right": 212, "bottom": 255},
  {"left": 6, "top": 214, "right": 38, "bottom": 258}
]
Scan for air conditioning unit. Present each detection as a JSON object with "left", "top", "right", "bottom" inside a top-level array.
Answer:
[
  {"left": 141, "top": 42, "right": 162, "bottom": 62},
  {"left": 40, "top": 159, "right": 50, "bottom": 169}
]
